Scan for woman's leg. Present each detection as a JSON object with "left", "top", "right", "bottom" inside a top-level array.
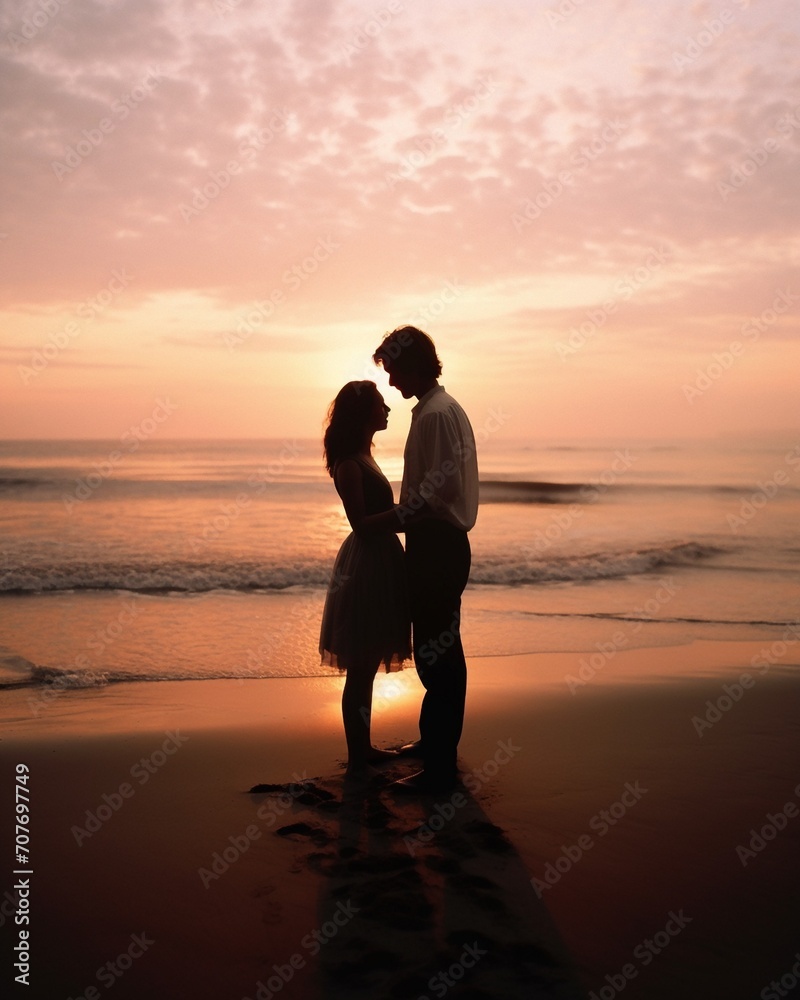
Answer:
[
  {"left": 341, "top": 657, "right": 379, "bottom": 767},
  {"left": 341, "top": 658, "right": 397, "bottom": 767}
]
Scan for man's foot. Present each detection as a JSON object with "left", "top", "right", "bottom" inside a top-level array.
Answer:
[
  {"left": 386, "top": 770, "right": 457, "bottom": 795},
  {"left": 394, "top": 740, "right": 424, "bottom": 758},
  {"left": 367, "top": 747, "right": 400, "bottom": 763}
]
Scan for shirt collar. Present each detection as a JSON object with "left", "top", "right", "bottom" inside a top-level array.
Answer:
[{"left": 411, "top": 384, "right": 444, "bottom": 417}]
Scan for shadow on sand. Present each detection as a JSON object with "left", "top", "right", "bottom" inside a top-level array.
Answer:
[{"left": 252, "top": 762, "right": 587, "bottom": 999}]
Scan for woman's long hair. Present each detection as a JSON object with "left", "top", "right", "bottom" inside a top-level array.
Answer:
[{"left": 323, "top": 380, "right": 378, "bottom": 476}]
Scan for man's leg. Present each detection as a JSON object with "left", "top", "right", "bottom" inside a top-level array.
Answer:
[{"left": 406, "top": 521, "right": 471, "bottom": 785}]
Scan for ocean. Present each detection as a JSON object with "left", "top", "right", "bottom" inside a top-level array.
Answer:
[{"left": 1, "top": 437, "right": 799, "bottom": 709}]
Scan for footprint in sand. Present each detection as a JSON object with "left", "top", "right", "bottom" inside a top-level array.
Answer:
[
  {"left": 259, "top": 773, "right": 586, "bottom": 999},
  {"left": 251, "top": 883, "right": 282, "bottom": 925},
  {"left": 275, "top": 820, "right": 334, "bottom": 846}
]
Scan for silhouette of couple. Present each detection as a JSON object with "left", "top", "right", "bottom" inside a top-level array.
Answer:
[{"left": 319, "top": 327, "right": 479, "bottom": 793}]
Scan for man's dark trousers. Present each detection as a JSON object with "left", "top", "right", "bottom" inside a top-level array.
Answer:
[{"left": 405, "top": 518, "right": 471, "bottom": 785}]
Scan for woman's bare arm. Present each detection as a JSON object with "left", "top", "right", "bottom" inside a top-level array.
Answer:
[{"left": 334, "top": 459, "right": 419, "bottom": 534}]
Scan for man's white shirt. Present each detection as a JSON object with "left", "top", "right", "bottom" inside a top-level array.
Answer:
[{"left": 400, "top": 385, "right": 479, "bottom": 531}]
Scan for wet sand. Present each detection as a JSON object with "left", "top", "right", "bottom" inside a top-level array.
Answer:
[{"left": 1, "top": 640, "right": 798, "bottom": 999}]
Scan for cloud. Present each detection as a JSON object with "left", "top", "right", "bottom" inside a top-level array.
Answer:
[
  {"left": 0, "top": 344, "right": 147, "bottom": 370},
  {"left": 3, "top": 0, "right": 797, "bottom": 308},
  {"left": 1, "top": 0, "right": 798, "bottom": 438},
  {"left": 162, "top": 331, "right": 317, "bottom": 352}
]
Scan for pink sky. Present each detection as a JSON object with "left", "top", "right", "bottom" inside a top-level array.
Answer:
[{"left": 1, "top": 0, "right": 798, "bottom": 443}]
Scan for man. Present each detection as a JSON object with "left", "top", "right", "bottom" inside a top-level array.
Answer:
[{"left": 373, "top": 326, "right": 479, "bottom": 792}]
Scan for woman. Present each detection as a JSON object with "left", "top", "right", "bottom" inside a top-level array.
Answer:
[{"left": 319, "top": 380, "right": 411, "bottom": 771}]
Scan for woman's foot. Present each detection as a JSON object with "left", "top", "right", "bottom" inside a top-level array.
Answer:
[
  {"left": 344, "top": 759, "right": 380, "bottom": 780},
  {"left": 344, "top": 747, "right": 398, "bottom": 776}
]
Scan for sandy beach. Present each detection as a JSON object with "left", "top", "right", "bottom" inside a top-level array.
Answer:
[
  {"left": 4, "top": 0, "right": 798, "bottom": 993},
  {"left": 2, "top": 639, "right": 798, "bottom": 999}
]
